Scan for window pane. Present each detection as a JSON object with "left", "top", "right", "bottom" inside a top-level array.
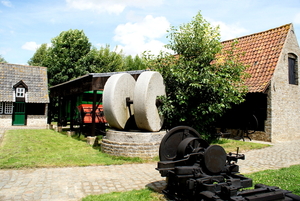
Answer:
[
  {"left": 0, "top": 102, "right": 3, "bottom": 114},
  {"left": 5, "top": 102, "right": 13, "bottom": 114},
  {"left": 288, "top": 57, "right": 297, "bottom": 85},
  {"left": 16, "top": 88, "right": 25, "bottom": 97}
]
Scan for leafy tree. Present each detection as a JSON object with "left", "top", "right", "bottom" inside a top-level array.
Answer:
[
  {"left": 45, "top": 29, "right": 92, "bottom": 86},
  {"left": 123, "top": 54, "right": 147, "bottom": 71},
  {"left": 0, "top": 55, "right": 7, "bottom": 63},
  {"left": 77, "top": 45, "right": 147, "bottom": 73},
  {"left": 28, "top": 43, "right": 49, "bottom": 66},
  {"left": 146, "top": 12, "right": 248, "bottom": 138},
  {"left": 77, "top": 45, "right": 123, "bottom": 73}
]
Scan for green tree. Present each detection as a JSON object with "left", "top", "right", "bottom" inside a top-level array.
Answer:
[
  {"left": 0, "top": 55, "right": 7, "bottom": 63},
  {"left": 28, "top": 43, "right": 49, "bottom": 66},
  {"left": 123, "top": 54, "right": 147, "bottom": 71},
  {"left": 45, "top": 29, "right": 92, "bottom": 86},
  {"left": 146, "top": 12, "right": 248, "bottom": 137},
  {"left": 77, "top": 45, "right": 123, "bottom": 73}
]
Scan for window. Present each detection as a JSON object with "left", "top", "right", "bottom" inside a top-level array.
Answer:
[
  {"left": 16, "top": 88, "right": 25, "bottom": 97},
  {"left": 0, "top": 102, "right": 13, "bottom": 114},
  {"left": 0, "top": 102, "right": 3, "bottom": 114},
  {"left": 288, "top": 53, "right": 298, "bottom": 85},
  {"left": 5, "top": 102, "right": 13, "bottom": 114}
]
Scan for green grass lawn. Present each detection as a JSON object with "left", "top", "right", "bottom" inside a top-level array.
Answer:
[
  {"left": 0, "top": 129, "right": 270, "bottom": 169},
  {"left": 0, "top": 129, "right": 142, "bottom": 169},
  {"left": 212, "top": 138, "right": 270, "bottom": 153},
  {"left": 245, "top": 164, "right": 300, "bottom": 195},
  {"left": 82, "top": 188, "right": 165, "bottom": 201}
]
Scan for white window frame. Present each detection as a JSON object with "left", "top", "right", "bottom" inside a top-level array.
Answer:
[
  {"left": 16, "top": 88, "right": 25, "bottom": 98},
  {"left": 0, "top": 102, "right": 3, "bottom": 114},
  {"left": 4, "top": 102, "right": 13, "bottom": 114}
]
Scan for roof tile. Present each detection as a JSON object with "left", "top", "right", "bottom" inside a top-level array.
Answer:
[{"left": 221, "top": 24, "right": 291, "bottom": 93}]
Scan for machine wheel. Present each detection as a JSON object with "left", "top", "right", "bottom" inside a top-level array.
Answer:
[
  {"left": 176, "top": 137, "right": 209, "bottom": 159},
  {"left": 159, "top": 126, "right": 204, "bottom": 161}
]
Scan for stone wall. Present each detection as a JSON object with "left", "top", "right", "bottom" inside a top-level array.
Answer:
[
  {"left": 269, "top": 26, "right": 300, "bottom": 142},
  {"left": 101, "top": 129, "right": 166, "bottom": 159},
  {"left": 27, "top": 115, "right": 48, "bottom": 128},
  {"left": 0, "top": 115, "right": 12, "bottom": 127}
]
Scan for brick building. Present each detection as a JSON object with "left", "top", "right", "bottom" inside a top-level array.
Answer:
[
  {"left": 0, "top": 63, "right": 49, "bottom": 127},
  {"left": 220, "top": 24, "right": 300, "bottom": 142}
]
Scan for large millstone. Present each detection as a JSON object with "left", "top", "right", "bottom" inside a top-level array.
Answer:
[
  {"left": 103, "top": 73, "right": 135, "bottom": 130},
  {"left": 102, "top": 71, "right": 166, "bottom": 159},
  {"left": 134, "top": 71, "right": 166, "bottom": 131}
]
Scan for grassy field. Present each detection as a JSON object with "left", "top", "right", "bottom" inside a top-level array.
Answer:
[
  {"left": 0, "top": 129, "right": 142, "bottom": 169},
  {"left": 0, "top": 129, "right": 270, "bottom": 169},
  {"left": 82, "top": 188, "right": 165, "bottom": 201},
  {"left": 211, "top": 138, "right": 270, "bottom": 153},
  {"left": 245, "top": 164, "right": 300, "bottom": 195}
]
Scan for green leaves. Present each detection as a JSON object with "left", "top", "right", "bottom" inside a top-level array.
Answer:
[
  {"left": 146, "top": 11, "right": 247, "bottom": 137},
  {"left": 28, "top": 30, "right": 147, "bottom": 87}
]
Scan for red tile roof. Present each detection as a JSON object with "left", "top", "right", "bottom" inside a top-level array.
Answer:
[{"left": 221, "top": 24, "right": 291, "bottom": 93}]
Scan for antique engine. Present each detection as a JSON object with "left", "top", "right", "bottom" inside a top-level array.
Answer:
[{"left": 157, "top": 126, "right": 300, "bottom": 201}]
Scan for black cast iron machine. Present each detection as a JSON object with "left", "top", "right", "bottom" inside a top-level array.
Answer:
[{"left": 156, "top": 126, "right": 300, "bottom": 201}]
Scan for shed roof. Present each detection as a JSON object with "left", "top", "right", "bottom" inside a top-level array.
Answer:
[
  {"left": 221, "top": 24, "right": 292, "bottom": 93},
  {"left": 0, "top": 63, "right": 49, "bottom": 103},
  {"left": 50, "top": 70, "right": 147, "bottom": 97}
]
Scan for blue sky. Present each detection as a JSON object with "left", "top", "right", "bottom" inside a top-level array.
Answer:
[{"left": 1, "top": 0, "right": 300, "bottom": 65}]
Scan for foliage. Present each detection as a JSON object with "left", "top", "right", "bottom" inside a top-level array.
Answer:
[
  {"left": 77, "top": 45, "right": 124, "bottom": 73},
  {"left": 44, "top": 29, "right": 92, "bottom": 86},
  {"left": 0, "top": 129, "right": 143, "bottom": 169},
  {"left": 82, "top": 188, "right": 165, "bottom": 201},
  {"left": 0, "top": 54, "right": 7, "bottom": 63},
  {"left": 28, "top": 43, "right": 48, "bottom": 66},
  {"left": 28, "top": 31, "right": 147, "bottom": 87},
  {"left": 123, "top": 54, "right": 147, "bottom": 71},
  {"left": 146, "top": 11, "right": 248, "bottom": 137},
  {"left": 245, "top": 165, "right": 300, "bottom": 195}
]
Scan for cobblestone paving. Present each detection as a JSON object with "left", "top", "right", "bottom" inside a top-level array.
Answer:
[
  {"left": 0, "top": 137, "right": 300, "bottom": 201},
  {"left": 238, "top": 139, "right": 300, "bottom": 174},
  {"left": 0, "top": 163, "right": 165, "bottom": 201}
]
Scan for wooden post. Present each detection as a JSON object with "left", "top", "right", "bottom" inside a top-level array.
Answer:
[
  {"left": 70, "top": 96, "right": 75, "bottom": 131},
  {"left": 91, "top": 90, "right": 97, "bottom": 137}
]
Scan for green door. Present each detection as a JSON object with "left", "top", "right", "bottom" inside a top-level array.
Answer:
[{"left": 13, "top": 102, "right": 26, "bottom": 125}]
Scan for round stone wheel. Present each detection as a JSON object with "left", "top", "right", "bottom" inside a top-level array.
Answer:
[
  {"left": 133, "top": 71, "right": 166, "bottom": 132},
  {"left": 103, "top": 73, "right": 136, "bottom": 130}
]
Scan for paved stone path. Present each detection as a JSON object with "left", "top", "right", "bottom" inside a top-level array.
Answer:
[
  {"left": 238, "top": 139, "right": 300, "bottom": 174},
  {"left": 0, "top": 136, "right": 300, "bottom": 201}
]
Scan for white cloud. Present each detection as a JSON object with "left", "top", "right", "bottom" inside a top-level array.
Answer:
[
  {"left": 293, "top": 13, "right": 300, "bottom": 25},
  {"left": 21, "top": 42, "right": 40, "bottom": 51},
  {"left": 210, "top": 20, "right": 248, "bottom": 41},
  {"left": 114, "top": 15, "right": 170, "bottom": 55},
  {"left": 1, "top": 0, "right": 12, "bottom": 7},
  {"left": 65, "top": 0, "right": 164, "bottom": 14}
]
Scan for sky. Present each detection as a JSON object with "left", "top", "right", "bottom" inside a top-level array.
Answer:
[{"left": 1, "top": 0, "right": 300, "bottom": 65}]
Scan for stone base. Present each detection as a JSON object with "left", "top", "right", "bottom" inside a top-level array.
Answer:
[
  {"left": 67, "top": 131, "right": 75, "bottom": 137},
  {"left": 101, "top": 129, "right": 166, "bottom": 159},
  {"left": 87, "top": 136, "right": 98, "bottom": 146}
]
